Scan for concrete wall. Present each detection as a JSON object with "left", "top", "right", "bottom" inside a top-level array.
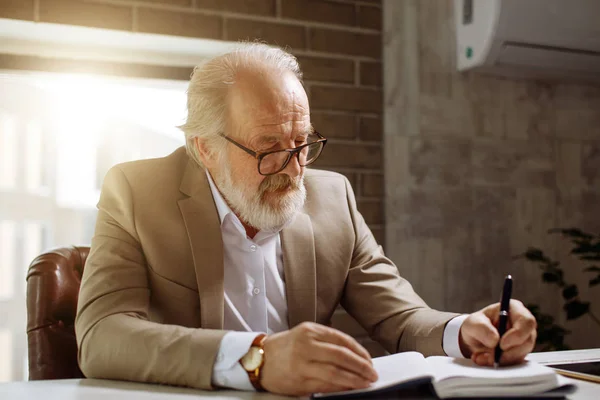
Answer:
[{"left": 383, "top": 0, "right": 600, "bottom": 349}]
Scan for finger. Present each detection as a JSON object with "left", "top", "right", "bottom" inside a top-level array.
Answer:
[
  {"left": 304, "top": 363, "right": 373, "bottom": 392},
  {"left": 506, "top": 300, "right": 533, "bottom": 329},
  {"left": 312, "top": 341, "right": 378, "bottom": 381},
  {"left": 471, "top": 351, "right": 493, "bottom": 367},
  {"left": 500, "top": 305, "right": 536, "bottom": 349},
  {"left": 464, "top": 314, "right": 500, "bottom": 349},
  {"left": 482, "top": 303, "right": 501, "bottom": 325},
  {"left": 312, "top": 325, "right": 373, "bottom": 362},
  {"left": 500, "top": 323, "right": 536, "bottom": 350},
  {"left": 498, "top": 335, "right": 536, "bottom": 366}
]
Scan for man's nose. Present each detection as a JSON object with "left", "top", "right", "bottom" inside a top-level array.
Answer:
[{"left": 282, "top": 152, "right": 302, "bottom": 177}]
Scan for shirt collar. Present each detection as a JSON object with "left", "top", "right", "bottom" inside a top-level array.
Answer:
[{"left": 205, "top": 170, "right": 237, "bottom": 226}]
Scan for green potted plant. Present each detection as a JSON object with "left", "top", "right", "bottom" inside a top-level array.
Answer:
[{"left": 515, "top": 228, "right": 600, "bottom": 351}]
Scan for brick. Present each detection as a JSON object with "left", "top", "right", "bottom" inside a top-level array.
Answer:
[
  {"left": 39, "top": 0, "right": 132, "bottom": 30},
  {"left": 359, "top": 61, "right": 382, "bottom": 86},
  {"left": 309, "top": 28, "right": 381, "bottom": 58},
  {"left": 281, "top": 0, "right": 355, "bottom": 26},
  {"left": 359, "top": 116, "right": 382, "bottom": 141},
  {"left": 0, "top": 0, "right": 34, "bottom": 20},
  {"left": 195, "top": 0, "right": 275, "bottom": 16},
  {"left": 361, "top": 173, "right": 383, "bottom": 197},
  {"left": 109, "top": 0, "right": 192, "bottom": 6},
  {"left": 138, "top": 7, "right": 221, "bottom": 39},
  {"left": 357, "top": 5, "right": 381, "bottom": 29},
  {"left": 358, "top": 199, "right": 383, "bottom": 224},
  {"left": 296, "top": 56, "right": 354, "bottom": 84},
  {"left": 315, "top": 143, "right": 381, "bottom": 169},
  {"left": 310, "top": 112, "right": 356, "bottom": 139},
  {"left": 226, "top": 18, "right": 305, "bottom": 49},
  {"left": 311, "top": 86, "right": 382, "bottom": 113}
]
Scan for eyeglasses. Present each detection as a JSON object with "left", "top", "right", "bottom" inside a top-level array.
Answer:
[{"left": 220, "top": 131, "right": 328, "bottom": 176}]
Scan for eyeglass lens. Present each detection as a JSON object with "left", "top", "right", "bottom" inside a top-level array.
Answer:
[{"left": 259, "top": 142, "right": 323, "bottom": 175}]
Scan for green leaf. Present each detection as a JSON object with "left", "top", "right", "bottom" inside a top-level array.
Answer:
[
  {"left": 549, "top": 228, "right": 594, "bottom": 240},
  {"left": 546, "top": 261, "right": 561, "bottom": 269},
  {"left": 571, "top": 244, "right": 594, "bottom": 254},
  {"left": 580, "top": 255, "right": 600, "bottom": 261},
  {"left": 562, "top": 285, "right": 578, "bottom": 300},
  {"left": 526, "top": 304, "right": 541, "bottom": 314},
  {"left": 542, "top": 272, "right": 561, "bottom": 283},
  {"left": 589, "top": 275, "right": 600, "bottom": 287},
  {"left": 563, "top": 300, "right": 590, "bottom": 320},
  {"left": 523, "top": 248, "right": 550, "bottom": 263}
]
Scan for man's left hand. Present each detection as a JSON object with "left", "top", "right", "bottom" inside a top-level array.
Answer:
[{"left": 458, "top": 299, "right": 537, "bottom": 366}]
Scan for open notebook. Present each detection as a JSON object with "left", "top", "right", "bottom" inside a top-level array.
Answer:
[{"left": 312, "top": 352, "right": 577, "bottom": 399}]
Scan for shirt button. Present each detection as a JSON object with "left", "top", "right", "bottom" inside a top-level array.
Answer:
[
  {"left": 217, "top": 353, "right": 224, "bottom": 362},
  {"left": 253, "top": 287, "right": 260, "bottom": 295},
  {"left": 249, "top": 244, "right": 257, "bottom": 252},
  {"left": 221, "top": 377, "right": 228, "bottom": 386}
]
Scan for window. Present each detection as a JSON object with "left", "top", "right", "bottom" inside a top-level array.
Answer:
[
  {"left": 25, "top": 120, "right": 46, "bottom": 193},
  {"left": 0, "top": 16, "right": 234, "bottom": 382},
  {"left": 0, "top": 330, "right": 11, "bottom": 382},
  {"left": 0, "top": 221, "right": 16, "bottom": 301},
  {"left": 0, "top": 112, "right": 17, "bottom": 190},
  {"left": 0, "top": 72, "right": 187, "bottom": 381}
]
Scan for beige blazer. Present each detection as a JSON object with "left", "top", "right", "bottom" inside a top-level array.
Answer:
[{"left": 75, "top": 147, "right": 458, "bottom": 390}]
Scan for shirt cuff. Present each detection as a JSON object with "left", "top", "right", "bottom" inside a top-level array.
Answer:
[
  {"left": 212, "top": 331, "right": 263, "bottom": 390},
  {"left": 442, "top": 314, "right": 469, "bottom": 358}
]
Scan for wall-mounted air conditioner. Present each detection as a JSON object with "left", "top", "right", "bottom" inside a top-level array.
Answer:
[{"left": 454, "top": 0, "right": 600, "bottom": 83}]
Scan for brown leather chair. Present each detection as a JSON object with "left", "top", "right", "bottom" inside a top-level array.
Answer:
[{"left": 26, "top": 245, "right": 89, "bottom": 380}]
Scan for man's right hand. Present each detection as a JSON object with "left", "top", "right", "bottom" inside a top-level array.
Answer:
[{"left": 260, "top": 322, "right": 379, "bottom": 396}]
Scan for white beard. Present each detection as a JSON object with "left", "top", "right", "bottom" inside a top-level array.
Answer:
[{"left": 213, "top": 160, "right": 306, "bottom": 232}]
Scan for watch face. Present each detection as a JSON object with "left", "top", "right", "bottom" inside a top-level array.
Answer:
[{"left": 241, "top": 347, "right": 263, "bottom": 371}]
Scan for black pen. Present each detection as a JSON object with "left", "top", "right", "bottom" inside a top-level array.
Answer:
[{"left": 494, "top": 275, "right": 512, "bottom": 368}]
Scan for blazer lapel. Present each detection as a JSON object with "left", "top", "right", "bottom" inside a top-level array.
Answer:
[
  {"left": 281, "top": 212, "right": 317, "bottom": 327},
  {"left": 177, "top": 160, "right": 224, "bottom": 330}
]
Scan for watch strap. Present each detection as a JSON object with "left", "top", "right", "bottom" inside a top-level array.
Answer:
[{"left": 243, "top": 333, "right": 267, "bottom": 391}]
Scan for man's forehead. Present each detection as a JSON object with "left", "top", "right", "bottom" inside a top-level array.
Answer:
[{"left": 253, "top": 125, "right": 314, "bottom": 143}]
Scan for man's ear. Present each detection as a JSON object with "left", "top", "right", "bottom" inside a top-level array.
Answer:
[{"left": 194, "top": 137, "right": 217, "bottom": 169}]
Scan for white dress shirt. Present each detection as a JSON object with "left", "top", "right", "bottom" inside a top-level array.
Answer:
[{"left": 206, "top": 171, "right": 467, "bottom": 390}]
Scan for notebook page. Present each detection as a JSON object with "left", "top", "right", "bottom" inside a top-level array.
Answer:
[
  {"left": 427, "top": 357, "right": 556, "bottom": 384},
  {"left": 312, "top": 352, "right": 433, "bottom": 398},
  {"left": 373, "top": 351, "right": 433, "bottom": 386}
]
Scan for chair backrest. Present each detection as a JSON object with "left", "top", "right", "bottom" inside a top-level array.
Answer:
[{"left": 26, "top": 246, "right": 90, "bottom": 380}]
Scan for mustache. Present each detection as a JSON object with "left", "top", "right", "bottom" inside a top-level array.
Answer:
[{"left": 259, "top": 174, "right": 302, "bottom": 193}]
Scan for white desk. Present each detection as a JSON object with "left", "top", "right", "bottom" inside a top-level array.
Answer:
[{"left": 2, "top": 350, "right": 599, "bottom": 399}]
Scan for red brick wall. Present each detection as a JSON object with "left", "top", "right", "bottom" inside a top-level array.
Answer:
[{"left": 0, "top": 0, "right": 384, "bottom": 353}]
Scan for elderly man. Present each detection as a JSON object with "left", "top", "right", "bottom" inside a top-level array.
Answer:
[{"left": 75, "top": 43, "right": 537, "bottom": 396}]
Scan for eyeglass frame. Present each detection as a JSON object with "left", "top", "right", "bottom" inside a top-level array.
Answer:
[{"left": 219, "top": 131, "right": 328, "bottom": 176}]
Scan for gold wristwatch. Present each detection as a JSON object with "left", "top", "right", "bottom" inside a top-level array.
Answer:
[{"left": 239, "top": 334, "right": 267, "bottom": 391}]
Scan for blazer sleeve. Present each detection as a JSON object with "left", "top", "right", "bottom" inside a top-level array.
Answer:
[
  {"left": 75, "top": 166, "right": 227, "bottom": 389},
  {"left": 339, "top": 177, "right": 459, "bottom": 356}
]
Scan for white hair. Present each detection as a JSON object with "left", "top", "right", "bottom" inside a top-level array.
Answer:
[{"left": 178, "top": 42, "right": 303, "bottom": 168}]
